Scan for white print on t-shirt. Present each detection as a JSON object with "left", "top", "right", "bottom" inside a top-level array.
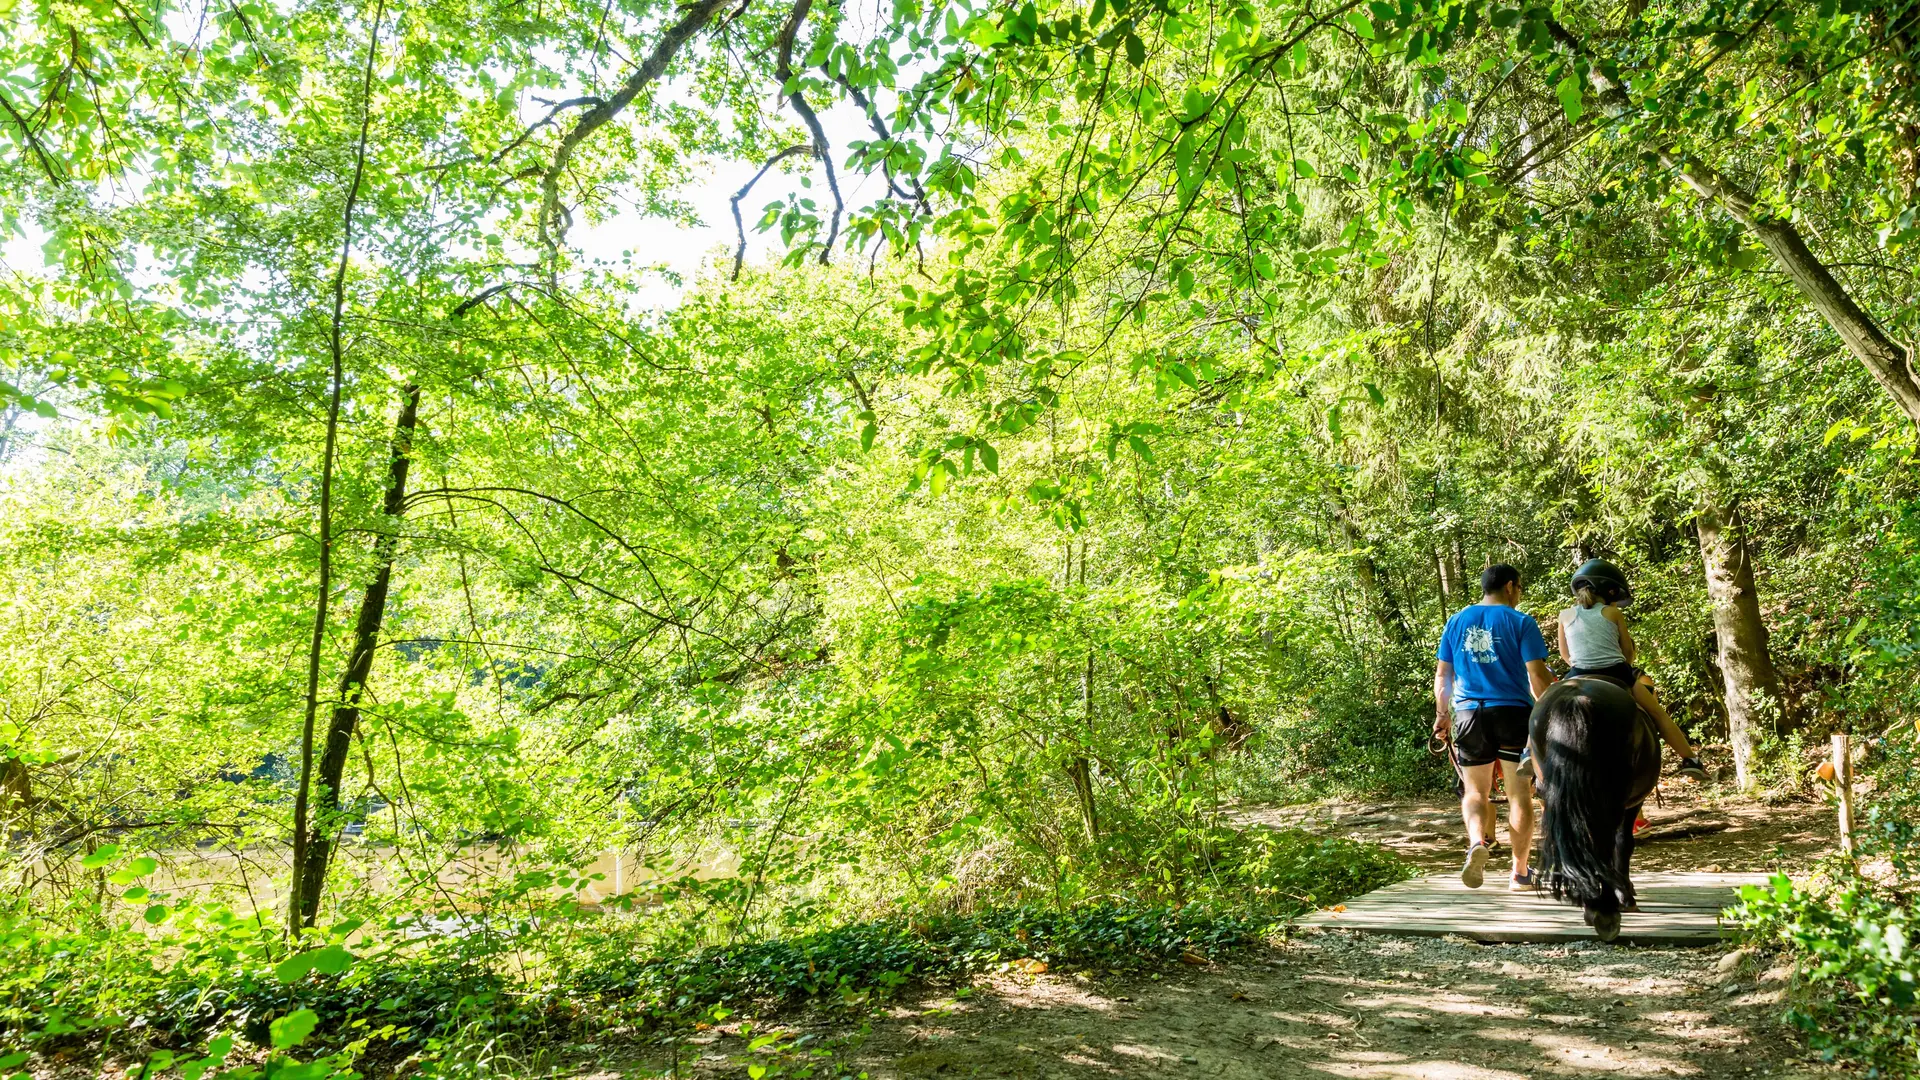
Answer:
[{"left": 1465, "top": 626, "right": 1497, "bottom": 663}]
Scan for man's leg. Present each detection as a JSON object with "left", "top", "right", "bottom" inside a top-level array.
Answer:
[
  {"left": 1459, "top": 762, "right": 1495, "bottom": 845},
  {"left": 1458, "top": 761, "right": 1495, "bottom": 887},
  {"left": 1503, "top": 759, "right": 1535, "bottom": 878},
  {"left": 1483, "top": 763, "right": 1499, "bottom": 842}
]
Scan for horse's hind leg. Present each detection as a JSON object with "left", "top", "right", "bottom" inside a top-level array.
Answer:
[
  {"left": 1589, "top": 807, "right": 1641, "bottom": 943},
  {"left": 1615, "top": 803, "right": 1642, "bottom": 914}
]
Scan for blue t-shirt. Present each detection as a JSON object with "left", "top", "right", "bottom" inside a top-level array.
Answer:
[{"left": 1436, "top": 603, "right": 1548, "bottom": 709}]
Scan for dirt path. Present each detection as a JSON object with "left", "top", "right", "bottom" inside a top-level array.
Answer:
[
  {"left": 794, "top": 933, "right": 1814, "bottom": 1078},
  {"left": 609, "top": 782, "right": 1838, "bottom": 1079}
]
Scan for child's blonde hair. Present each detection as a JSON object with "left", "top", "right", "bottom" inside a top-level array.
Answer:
[{"left": 1575, "top": 584, "right": 1605, "bottom": 609}]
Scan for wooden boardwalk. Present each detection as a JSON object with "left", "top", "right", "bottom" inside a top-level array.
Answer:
[{"left": 1297, "top": 871, "right": 1768, "bottom": 946}]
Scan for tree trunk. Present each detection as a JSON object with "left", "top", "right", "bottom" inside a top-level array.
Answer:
[
  {"left": 1069, "top": 546, "right": 1099, "bottom": 841},
  {"left": 1, "top": 758, "right": 30, "bottom": 832},
  {"left": 1332, "top": 501, "right": 1413, "bottom": 645},
  {"left": 1553, "top": 20, "right": 1920, "bottom": 428},
  {"left": 1674, "top": 160, "right": 1920, "bottom": 426},
  {"left": 1696, "top": 503, "right": 1785, "bottom": 790},
  {"left": 292, "top": 384, "right": 422, "bottom": 927}
]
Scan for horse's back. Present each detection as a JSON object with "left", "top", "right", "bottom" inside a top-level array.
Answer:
[{"left": 1531, "top": 676, "right": 1659, "bottom": 803}]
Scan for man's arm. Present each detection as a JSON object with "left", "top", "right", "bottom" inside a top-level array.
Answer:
[
  {"left": 1526, "top": 659, "right": 1554, "bottom": 701},
  {"left": 1434, "top": 661, "right": 1455, "bottom": 734}
]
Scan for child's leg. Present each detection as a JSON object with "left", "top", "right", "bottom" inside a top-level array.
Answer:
[{"left": 1632, "top": 676, "right": 1693, "bottom": 759}]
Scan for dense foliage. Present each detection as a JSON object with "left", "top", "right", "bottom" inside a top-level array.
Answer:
[{"left": 5, "top": 0, "right": 1920, "bottom": 1073}]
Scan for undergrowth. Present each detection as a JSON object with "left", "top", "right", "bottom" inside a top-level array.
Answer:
[
  {"left": 1732, "top": 736, "right": 1920, "bottom": 1077},
  {"left": 1733, "top": 866, "right": 1919, "bottom": 1078},
  {"left": 1, "top": 828, "right": 1404, "bottom": 1079}
]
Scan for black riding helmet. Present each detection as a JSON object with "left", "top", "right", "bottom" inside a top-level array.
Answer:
[{"left": 1570, "top": 558, "right": 1633, "bottom": 606}]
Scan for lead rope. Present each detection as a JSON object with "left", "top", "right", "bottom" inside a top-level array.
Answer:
[{"left": 1429, "top": 723, "right": 1465, "bottom": 804}]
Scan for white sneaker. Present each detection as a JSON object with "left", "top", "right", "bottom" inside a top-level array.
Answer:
[{"left": 1461, "top": 843, "right": 1490, "bottom": 889}]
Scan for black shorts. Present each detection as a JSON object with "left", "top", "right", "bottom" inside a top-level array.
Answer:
[
  {"left": 1451, "top": 705, "right": 1531, "bottom": 767},
  {"left": 1567, "top": 662, "right": 1639, "bottom": 689}
]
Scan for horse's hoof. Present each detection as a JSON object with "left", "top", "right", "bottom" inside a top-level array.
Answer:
[
  {"left": 1583, "top": 907, "right": 1597, "bottom": 926},
  {"left": 1593, "top": 912, "right": 1621, "bottom": 942}
]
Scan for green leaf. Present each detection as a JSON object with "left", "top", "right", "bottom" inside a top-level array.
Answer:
[
  {"left": 1293, "top": 158, "right": 1316, "bottom": 179},
  {"left": 81, "top": 844, "right": 121, "bottom": 869},
  {"left": 274, "top": 952, "right": 317, "bottom": 983},
  {"left": 108, "top": 856, "right": 159, "bottom": 884},
  {"left": 1127, "top": 435, "right": 1154, "bottom": 463},
  {"left": 270, "top": 1009, "right": 320, "bottom": 1050},
  {"left": 310, "top": 943, "right": 354, "bottom": 975},
  {"left": 1555, "top": 75, "right": 1584, "bottom": 124},
  {"left": 1345, "top": 11, "right": 1374, "bottom": 39},
  {"left": 978, "top": 442, "right": 999, "bottom": 474},
  {"left": 183, "top": 1036, "right": 235, "bottom": 1080},
  {"left": 144, "top": 904, "right": 170, "bottom": 925},
  {"left": 1491, "top": 7, "right": 1520, "bottom": 29},
  {"left": 1180, "top": 88, "right": 1207, "bottom": 122},
  {"left": 1124, "top": 32, "right": 1145, "bottom": 67}
]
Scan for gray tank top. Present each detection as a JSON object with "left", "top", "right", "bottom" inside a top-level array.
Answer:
[{"left": 1560, "top": 603, "right": 1628, "bottom": 667}]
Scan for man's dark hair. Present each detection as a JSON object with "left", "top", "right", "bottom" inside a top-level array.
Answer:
[{"left": 1481, "top": 563, "right": 1522, "bottom": 596}]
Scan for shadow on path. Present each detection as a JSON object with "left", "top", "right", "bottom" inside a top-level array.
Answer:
[{"left": 826, "top": 931, "right": 1819, "bottom": 1079}]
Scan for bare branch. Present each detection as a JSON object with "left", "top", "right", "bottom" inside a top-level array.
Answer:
[
  {"left": 0, "top": 89, "right": 64, "bottom": 182},
  {"left": 776, "top": 0, "right": 842, "bottom": 264},
  {"left": 730, "top": 144, "right": 814, "bottom": 279},
  {"left": 449, "top": 282, "right": 520, "bottom": 318},
  {"left": 538, "top": 0, "right": 733, "bottom": 256},
  {"left": 823, "top": 65, "right": 928, "bottom": 211},
  {"left": 489, "top": 96, "right": 602, "bottom": 167}
]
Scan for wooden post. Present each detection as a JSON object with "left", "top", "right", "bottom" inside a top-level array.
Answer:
[{"left": 1832, "top": 734, "right": 1855, "bottom": 858}]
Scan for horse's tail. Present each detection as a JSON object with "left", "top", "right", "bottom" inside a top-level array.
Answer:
[{"left": 1537, "top": 683, "right": 1634, "bottom": 912}]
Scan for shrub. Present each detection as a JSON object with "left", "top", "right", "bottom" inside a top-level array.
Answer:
[{"left": 1734, "top": 872, "right": 1920, "bottom": 1076}]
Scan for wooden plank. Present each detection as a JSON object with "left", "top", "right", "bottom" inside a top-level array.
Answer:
[{"left": 1296, "top": 871, "right": 1766, "bottom": 946}]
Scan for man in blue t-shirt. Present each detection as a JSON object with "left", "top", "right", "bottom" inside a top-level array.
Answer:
[{"left": 1434, "top": 563, "right": 1553, "bottom": 892}]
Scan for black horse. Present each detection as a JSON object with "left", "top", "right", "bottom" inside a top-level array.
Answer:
[{"left": 1530, "top": 676, "right": 1661, "bottom": 942}]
